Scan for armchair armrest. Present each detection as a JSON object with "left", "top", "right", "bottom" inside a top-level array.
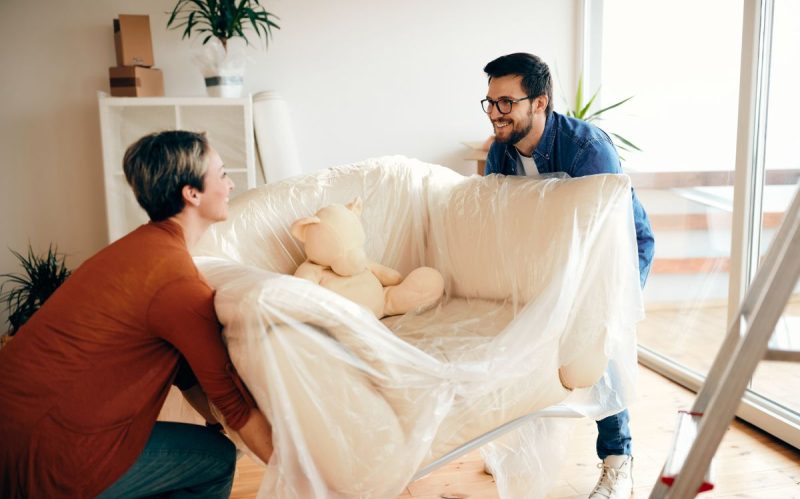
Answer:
[{"left": 558, "top": 331, "right": 608, "bottom": 390}]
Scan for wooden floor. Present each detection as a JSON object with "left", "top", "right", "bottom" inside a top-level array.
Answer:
[
  {"left": 639, "top": 299, "right": 800, "bottom": 415},
  {"left": 230, "top": 366, "right": 800, "bottom": 498}
]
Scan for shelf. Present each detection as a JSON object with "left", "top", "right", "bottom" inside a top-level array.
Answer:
[
  {"left": 99, "top": 93, "right": 256, "bottom": 242},
  {"left": 98, "top": 91, "right": 251, "bottom": 107}
]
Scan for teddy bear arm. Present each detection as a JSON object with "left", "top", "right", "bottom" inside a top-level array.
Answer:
[
  {"left": 367, "top": 261, "right": 403, "bottom": 286},
  {"left": 294, "top": 261, "right": 325, "bottom": 284}
]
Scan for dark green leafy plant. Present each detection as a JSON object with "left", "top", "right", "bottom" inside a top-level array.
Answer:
[
  {"left": 566, "top": 76, "right": 642, "bottom": 158},
  {"left": 167, "top": 0, "right": 280, "bottom": 51},
  {"left": 0, "top": 244, "right": 71, "bottom": 335}
]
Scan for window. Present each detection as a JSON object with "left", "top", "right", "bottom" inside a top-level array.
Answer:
[
  {"left": 749, "top": 0, "right": 800, "bottom": 417},
  {"left": 590, "top": 0, "right": 799, "bottom": 447},
  {"left": 598, "top": 0, "right": 743, "bottom": 377}
]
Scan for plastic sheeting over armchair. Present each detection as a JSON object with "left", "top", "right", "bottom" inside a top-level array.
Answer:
[{"left": 192, "top": 156, "right": 644, "bottom": 498}]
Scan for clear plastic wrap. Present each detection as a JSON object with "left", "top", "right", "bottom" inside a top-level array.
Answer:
[{"left": 192, "top": 156, "right": 644, "bottom": 498}]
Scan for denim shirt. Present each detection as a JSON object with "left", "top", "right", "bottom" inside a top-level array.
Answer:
[{"left": 485, "top": 111, "right": 655, "bottom": 287}]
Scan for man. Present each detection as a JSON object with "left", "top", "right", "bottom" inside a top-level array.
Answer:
[
  {"left": 0, "top": 131, "right": 273, "bottom": 498},
  {"left": 481, "top": 53, "right": 655, "bottom": 498}
]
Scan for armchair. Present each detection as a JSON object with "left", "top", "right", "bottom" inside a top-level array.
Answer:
[{"left": 191, "top": 156, "right": 643, "bottom": 498}]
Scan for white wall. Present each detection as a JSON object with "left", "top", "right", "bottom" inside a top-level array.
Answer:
[{"left": 0, "top": 0, "right": 578, "bottom": 326}]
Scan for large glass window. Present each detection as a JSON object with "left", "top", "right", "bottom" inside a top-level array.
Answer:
[
  {"left": 599, "top": 0, "right": 743, "bottom": 376},
  {"left": 749, "top": 0, "right": 800, "bottom": 415},
  {"left": 594, "top": 0, "right": 800, "bottom": 447}
]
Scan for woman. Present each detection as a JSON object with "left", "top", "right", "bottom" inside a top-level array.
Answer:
[{"left": 0, "top": 131, "right": 272, "bottom": 498}]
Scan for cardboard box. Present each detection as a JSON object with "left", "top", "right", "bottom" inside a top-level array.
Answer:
[
  {"left": 114, "top": 15, "right": 154, "bottom": 67},
  {"left": 109, "top": 66, "right": 164, "bottom": 97}
]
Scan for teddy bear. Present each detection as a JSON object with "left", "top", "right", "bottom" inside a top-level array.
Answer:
[{"left": 290, "top": 197, "right": 445, "bottom": 319}]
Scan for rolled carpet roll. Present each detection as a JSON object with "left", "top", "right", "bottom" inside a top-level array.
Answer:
[{"left": 253, "top": 90, "right": 302, "bottom": 182}]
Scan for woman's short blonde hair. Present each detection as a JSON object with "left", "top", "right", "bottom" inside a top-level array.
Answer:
[{"left": 123, "top": 130, "right": 210, "bottom": 221}]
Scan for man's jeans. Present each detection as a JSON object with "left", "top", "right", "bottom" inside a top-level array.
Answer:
[
  {"left": 98, "top": 422, "right": 237, "bottom": 498},
  {"left": 596, "top": 409, "right": 632, "bottom": 458}
]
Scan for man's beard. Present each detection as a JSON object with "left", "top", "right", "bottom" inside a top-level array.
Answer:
[{"left": 494, "top": 111, "right": 533, "bottom": 145}]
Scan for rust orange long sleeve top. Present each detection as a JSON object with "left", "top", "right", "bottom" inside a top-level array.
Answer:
[{"left": 0, "top": 220, "right": 256, "bottom": 498}]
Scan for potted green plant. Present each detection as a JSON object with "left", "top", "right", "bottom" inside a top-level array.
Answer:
[
  {"left": 0, "top": 244, "right": 71, "bottom": 345},
  {"left": 167, "top": 0, "right": 281, "bottom": 97},
  {"left": 566, "top": 76, "right": 641, "bottom": 160}
]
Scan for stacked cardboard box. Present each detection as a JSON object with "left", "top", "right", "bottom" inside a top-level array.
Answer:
[{"left": 109, "top": 15, "right": 164, "bottom": 97}]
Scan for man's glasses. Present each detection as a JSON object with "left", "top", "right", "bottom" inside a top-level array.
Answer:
[{"left": 481, "top": 96, "right": 532, "bottom": 114}]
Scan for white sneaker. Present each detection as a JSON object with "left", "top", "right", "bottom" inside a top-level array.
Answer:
[{"left": 589, "top": 455, "right": 633, "bottom": 499}]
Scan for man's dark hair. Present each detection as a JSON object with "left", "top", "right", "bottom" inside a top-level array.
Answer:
[{"left": 484, "top": 53, "right": 553, "bottom": 116}]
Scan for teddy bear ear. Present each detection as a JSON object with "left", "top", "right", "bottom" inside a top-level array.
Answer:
[
  {"left": 346, "top": 197, "right": 363, "bottom": 216},
  {"left": 290, "top": 216, "right": 321, "bottom": 242}
]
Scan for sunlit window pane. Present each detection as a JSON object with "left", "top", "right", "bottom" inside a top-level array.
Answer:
[
  {"left": 599, "top": 0, "right": 743, "bottom": 376},
  {"left": 750, "top": 0, "right": 800, "bottom": 415}
]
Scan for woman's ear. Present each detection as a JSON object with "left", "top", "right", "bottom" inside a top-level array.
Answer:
[{"left": 182, "top": 185, "right": 201, "bottom": 207}]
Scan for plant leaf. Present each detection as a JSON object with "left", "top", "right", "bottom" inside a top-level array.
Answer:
[
  {"left": 585, "top": 95, "right": 634, "bottom": 121},
  {"left": 574, "top": 75, "right": 584, "bottom": 116},
  {"left": 610, "top": 132, "right": 642, "bottom": 151},
  {"left": 578, "top": 87, "right": 600, "bottom": 120}
]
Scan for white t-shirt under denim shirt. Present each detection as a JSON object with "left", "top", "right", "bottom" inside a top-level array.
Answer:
[{"left": 515, "top": 148, "right": 538, "bottom": 176}]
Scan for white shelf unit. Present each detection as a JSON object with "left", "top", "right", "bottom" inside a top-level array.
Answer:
[{"left": 98, "top": 92, "right": 256, "bottom": 242}]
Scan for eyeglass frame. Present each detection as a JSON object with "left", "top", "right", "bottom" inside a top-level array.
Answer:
[{"left": 480, "top": 95, "right": 533, "bottom": 115}]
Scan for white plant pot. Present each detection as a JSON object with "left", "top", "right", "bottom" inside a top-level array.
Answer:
[
  {"left": 205, "top": 75, "right": 244, "bottom": 98},
  {"left": 194, "top": 38, "right": 247, "bottom": 98}
]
